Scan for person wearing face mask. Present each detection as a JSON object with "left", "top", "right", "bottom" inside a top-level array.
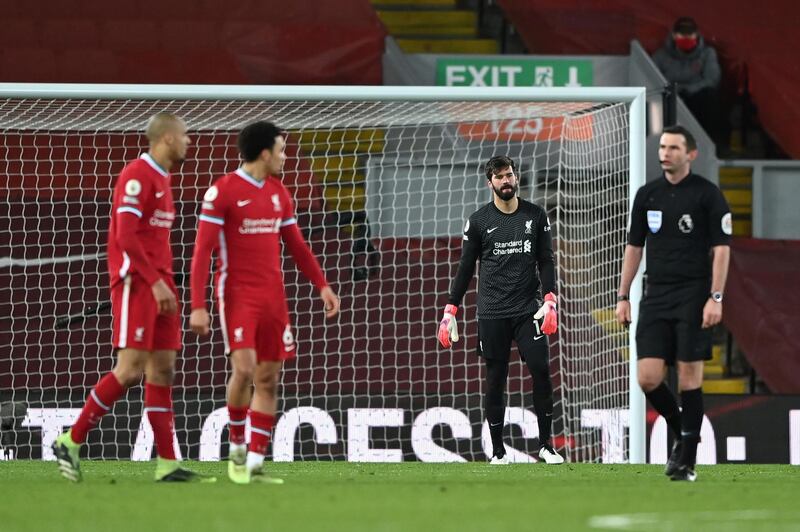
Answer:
[{"left": 653, "top": 17, "right": 722, "bottom": 147}]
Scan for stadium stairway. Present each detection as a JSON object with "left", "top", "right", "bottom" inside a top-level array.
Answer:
[
  {"left": 295, "top": 129, "right": 385, "bottom": 279},
  {"left": 708, "top": 165, "right": 751, "bottom": 393},
  {"left": 371, "top": 0, "right": 498, "bottom": 54},
  {"left": 702, "top": 345, "right": 748, "bottom": 394},
  {"left": 297, "top": 129, "right": 385, "bottom": 213},
  {"left": 719, "top": 166, "right": 753, "bottom": 237}
]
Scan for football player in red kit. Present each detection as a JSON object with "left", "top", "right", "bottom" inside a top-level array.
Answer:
[
  {"left": 53, "top": 113, "right": 213, "bottom": 483},
  {"left": 190, "top": 121, "right": 339, "bottom": 484}
]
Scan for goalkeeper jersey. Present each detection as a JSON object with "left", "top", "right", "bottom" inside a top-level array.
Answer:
[
  {"left": 107, "top": 153, "right": 176, "bottom": 288},
  {"left": 448, "top": 198, "right": 555, "bottom": 319}
]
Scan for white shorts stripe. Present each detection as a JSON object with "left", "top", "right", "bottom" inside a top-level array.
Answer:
[
  {"left": 119, "top": 251, "right": 131, "bottom": 279},
  {"left": 250, "top": 427, "right": 272, "bottom": 437},
  {"left": 118, "top": 277, "right": 131, "bottom": 348},
  {"left": 144, "top": 407, "right": 172, "bottom": 413},
  {"left": 90, "top": 389, "right": 111, "bottom": 411},
  {"left": 218, "top": 293, "right": 230, "bottom": 354}
]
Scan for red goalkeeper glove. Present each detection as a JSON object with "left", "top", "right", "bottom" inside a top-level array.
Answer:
[
  {"left": 534, "top": 292, "right": 558, "bottom": 335},
  {"left": 437, "top": 304, "right": 459, "bottom": 348}
]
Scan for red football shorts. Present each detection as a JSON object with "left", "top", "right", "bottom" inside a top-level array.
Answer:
[
  {"left": 111, "top": 274, "right": 181, "bottom": 351},
  {"left": 218, "top": 293, "right": 296, "bottom": 362}
]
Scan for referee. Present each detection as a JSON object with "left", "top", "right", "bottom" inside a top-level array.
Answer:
[
  {"left": 437, "top": 155, "right": 563, "bottom": 465},
  {"left": 616, "top": 126, "right": 731, "bottom": 481}
]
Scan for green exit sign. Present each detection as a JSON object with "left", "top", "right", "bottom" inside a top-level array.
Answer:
[{"left": 437, "top": 58, "right": 593, "bottom": 87}]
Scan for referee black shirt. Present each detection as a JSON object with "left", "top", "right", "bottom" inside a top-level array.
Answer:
[
  {"left": 448, "top": 199, "right": 555, "bottom": 319},
  {"left": 628, "top": 172, "right": 732, "bottom": 284}
]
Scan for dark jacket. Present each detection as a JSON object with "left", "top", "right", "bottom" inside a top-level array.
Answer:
[{"left": 652, "top": 35, "right": 721, "bottom": 95}]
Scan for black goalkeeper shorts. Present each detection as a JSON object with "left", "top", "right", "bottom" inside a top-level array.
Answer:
[
  {"left": 477, "top": 313, "right": 549, "bottom": 362},
  {"left": 636, "top": 280, "right": 713, "bottom": 365}
]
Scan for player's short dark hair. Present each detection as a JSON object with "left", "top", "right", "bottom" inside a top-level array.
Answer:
[
  {"left": 673, "top": 17, "right": 698, "bottom": 35},
  {"left": 238, "top": 121, "right": 285, "bottom": 162},
  {"left": 662, "top": 125, "right": 697, "bottom": 152},
  {"left": 484, "top": 155, "right": 516, "bottom": 180}
]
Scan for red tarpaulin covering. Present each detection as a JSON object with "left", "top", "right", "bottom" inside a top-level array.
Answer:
[
  {"left": 724, "top": 238, "right": 800, "bottom": 393},
  {"left": 1, "top": 0, "right": 385, "bottom": 85},
  {"left": 499, "top": 0, "right": 800, "bottom": 158},
  {"left": 220, "top": 0, "right": 386, "bottom": 85}
]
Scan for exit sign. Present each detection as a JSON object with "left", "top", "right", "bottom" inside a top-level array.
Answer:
[{"left": 436, "top": 58, "right": 593, "bottom": 87}]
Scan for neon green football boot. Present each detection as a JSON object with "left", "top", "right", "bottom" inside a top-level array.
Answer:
[
  {"left": 249, "top": 465, "right": 284, "bottom": 485},
  {"left": 155, "top": 457, "right": 217, "bottom": 483},
  {"left": 52, "top": 430, "right": 82, "bottom": 483},
  {"left": 227, "top": 444, "right": 250, "bottom": 485}
]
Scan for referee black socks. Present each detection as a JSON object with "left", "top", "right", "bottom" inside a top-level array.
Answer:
[
  {"left": 679, "top": 387, "right": 704, "bottom": 467},
  {"left": 645, "top": 382, "right": 682, "bottom": 440}
]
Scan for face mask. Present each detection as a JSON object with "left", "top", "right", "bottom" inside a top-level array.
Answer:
[{"left": 674, "top": 36, "right": 698, "bottom": 52}]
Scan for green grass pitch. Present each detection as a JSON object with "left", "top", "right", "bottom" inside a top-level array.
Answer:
[{"left": 1, "top": 462, "right": 798, "bottom": 531}]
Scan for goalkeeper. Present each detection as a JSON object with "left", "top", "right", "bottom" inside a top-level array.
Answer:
[{"left": 437, "top": 156, "right": 563, "bottom": 465}]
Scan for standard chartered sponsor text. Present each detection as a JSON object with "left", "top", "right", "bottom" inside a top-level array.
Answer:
[
  {"left": 239, "top": 217, "right": 282, "bottom": 234},
  {"left": 493, "top": 240, "right": 524, "bottom": 255}
]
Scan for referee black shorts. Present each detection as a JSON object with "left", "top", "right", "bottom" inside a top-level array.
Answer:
[
  {"left": 477, "top": 313, "right": 548, "bottom": 362},
  {"left": 636, "top": 280, "right": 713, "bottom": 365}
]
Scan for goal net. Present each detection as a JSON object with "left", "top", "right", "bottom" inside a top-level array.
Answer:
[{"left": 0, "top": 85, "right": 644, "bottom": 463}]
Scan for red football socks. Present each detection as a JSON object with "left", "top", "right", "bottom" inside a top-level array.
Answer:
[
  {"left": 248, "top": 410, "right": 276, "bottom": 456},
  {"left": 71, "top": 372, "right": 126, "bottom": 444},
  {"left": 145, "top": 382, "right": 177, "bottom": 460},
  {"left": 228, "top": 405, "right": 248, "bottom": 445}
]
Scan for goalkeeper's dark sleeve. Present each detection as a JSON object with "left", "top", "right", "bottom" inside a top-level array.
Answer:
[
  {"left": 448, "top": 236, "right": 480, "bottom": 306},
  {"left": 536, "top": 212, "right": 556, "bottom": 295}
]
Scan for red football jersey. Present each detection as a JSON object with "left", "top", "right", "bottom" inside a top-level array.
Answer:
[
  {"left": 193, "top": 169, "right": 296, "bottom": 306},
  {"left": 107, "top": 153, "right": 176, "bottom": 287}
]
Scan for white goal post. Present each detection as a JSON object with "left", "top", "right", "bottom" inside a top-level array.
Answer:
[{"left": 0, "top": 83, "right": 646, "bottom": 464}]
